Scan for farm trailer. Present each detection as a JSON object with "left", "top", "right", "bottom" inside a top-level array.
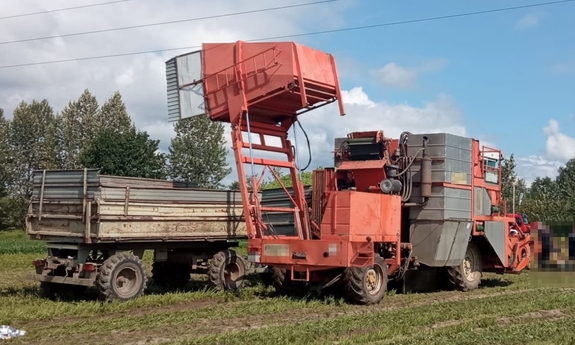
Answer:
[
  {"left": 25, "top": 169, "right": 309, "bottom": 301},
  {"left": 164, "top": 40, "right": 532, "bottom": 305}
]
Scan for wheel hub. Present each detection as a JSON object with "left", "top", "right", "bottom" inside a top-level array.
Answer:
[
  {"left": 224, "top": 262, "right": 240, "bottom": 285},
  {"left": 365, "top": 268, "right": 382, "bottom": 295},
  {"left": 463, "top": 258, "right": 472, "bottom": 278},
  {"left": 115, "top": 267, "right": 138, "bottom": 298}
]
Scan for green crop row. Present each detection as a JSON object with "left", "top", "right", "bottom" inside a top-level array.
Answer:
[{"left": 0, "top": 230, "right": 46, "bottom": 255}]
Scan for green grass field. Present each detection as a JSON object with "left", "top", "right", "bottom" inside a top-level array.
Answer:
[{"left": 0, "top": 230, "right": 574, "bottom": 345}]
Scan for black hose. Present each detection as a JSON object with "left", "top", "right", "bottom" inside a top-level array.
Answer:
[
  {"left": 395, "top": 147, "right": 425, "bottom": 177},
  {"left": 296, "top": 120, "right": 312, "bottom": 171}
]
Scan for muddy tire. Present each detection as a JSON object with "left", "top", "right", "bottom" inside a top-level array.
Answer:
[
  {"left": 259, "top": 270, "right": 274, "bottom": 287},
  {"left": 446, "top": 242, "right": 482, "bottom": 292},
  {"left": 343, "top": 255, "right": 388, "bottom": 305},
  {"left": 151, "top": 261, "right": 190, "bottom": 290},
  {"left": 207, "top": 250, "right": 246, "bottom": 290},
  {"left": 97, "top": 253, "right": 147, "bottom": 302}
]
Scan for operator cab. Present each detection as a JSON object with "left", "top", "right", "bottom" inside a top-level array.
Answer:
[
  {"left": 337, "top": 171, "right": 357, "bottom": 191},
  {"left": 521, "top": 213, "right": 529, "bottom": 225}
]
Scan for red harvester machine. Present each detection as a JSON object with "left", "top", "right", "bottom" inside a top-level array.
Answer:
[{"left": 165, "top": 41, "right": 531, "bottom": 304}]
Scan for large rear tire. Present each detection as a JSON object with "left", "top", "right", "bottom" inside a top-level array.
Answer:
[
  {"left": 343, "top": 255, "right": 388, "bottom": 305},
  {"left": 446, "top": 242, "right": 482, "bottom": 291},
  {"left": 207, "top": 250, "right": 246, "bottom": 290},
  {"left": 97, "top": 253, "right": 148, "bottom": 302}
]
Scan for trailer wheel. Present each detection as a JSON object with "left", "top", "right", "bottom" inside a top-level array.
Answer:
[
  {"left": 151, "top": 262, "right": 190, "bottom": 290},
  {"left": 207, "top": 250, "right": 246, "bottom": 290},
  {"left": 447, "top": 242, "right": 482, "bottom": 292},
  {"left": 343, "top": 255, "right": 388, "bottom": 305},
  {"left": 97, "top": 253, "right": 147, "bottom": 302}
]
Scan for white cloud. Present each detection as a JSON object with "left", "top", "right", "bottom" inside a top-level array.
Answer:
[
  {"left": 0, "top": 0, "right": 350, "bottom": 155},
  {"left": 0, "top": 1, "right": 566, "bottom": 191},
  {"left": 516, "top": 155, "right": 564, "bottom": 186},
  {"left": 542, "top": 119, "right": 575, "bottom": 161},
  {"left": 418, "top": 59, "right": 448, "bottom": 73},
  {"left": 371, "top": 59, "right": 447, "bottom": 90},
  {"left": 552, "top": 62, "right": 575, "bottom": 74},
  {"left": 372, "top": 62, "right": 418, "bottom": 89},
  {"left": 515, "top": 13, "right": 542, "bottom": 29},
  {"left": 225, "top": 87, "right": 469, "bottom": 186},
  {"left": 515, "top": 119, "right": 575, "bottom": 185},
  {"left": 298, "top": 87, "right": 468, "bottom": 167}
]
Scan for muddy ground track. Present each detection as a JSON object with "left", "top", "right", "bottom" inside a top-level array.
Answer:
[
  {"left": 23, "top": 285, "right": 522, "bottom": 329},
  {"left": 35, "top": 287, "right": 574, "bottom": 345}
]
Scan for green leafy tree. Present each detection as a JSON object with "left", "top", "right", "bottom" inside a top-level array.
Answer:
[
  {"left": 167, "top": 116, "right": 231, "bottom": 189},
  {"left": 7, "top": 100, "right": 58, "bottom": 228},
  {"left": 521, "top": 176, "right": 569, "bottom": 222},
  {"left": 260, "top": 168, "right": 313, "bottom": 190},
  {"left": 500, "top": 154, "right": 527, "bottom": 212},
  {"left": 228, "top": 181, "right": 241, "bottom": 190},
  {"left": 0, "top": 109, "right": 10, "bottom": 191},
  {"left": 556, "top": 158, "right": 575, "bottom": 221},
  {"left": 79, "top": 127, "right": 167, "bottom": 179},
  {"left": 0, "top": 109, "right": 12, "bottom": 229},
  {"left": 57, "top": 89, "right": 135, "bottom": 169},
  {"left": 97, "top": 91, "right": 133, "bottom": 134},
  {"left": 57, "top": 89, "right": 100, "bottom": 169},
  {"left": 9, "top": 100, "right": 58, "bottom": 192}
]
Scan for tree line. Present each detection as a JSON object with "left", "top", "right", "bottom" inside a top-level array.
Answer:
[
  {"left": 501, "top": 154, "right": 575, "bottom": 223},
  {"left": 1, "top": 88, "right": 573, "bottom": 229},
  {"left": 0, "top": 89, "right": 230, "bottom": 229}
]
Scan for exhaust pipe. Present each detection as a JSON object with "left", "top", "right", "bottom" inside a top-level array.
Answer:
[{"left": 421, "top": 136, "right": 431, "bottom": 201}]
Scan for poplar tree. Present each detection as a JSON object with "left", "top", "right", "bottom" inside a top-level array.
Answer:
[{"left": 167, "top": 115, "right": 231, "bottom": 189}]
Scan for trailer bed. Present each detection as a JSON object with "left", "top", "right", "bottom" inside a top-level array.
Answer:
[{"left": 26, "top": 169, "right": 247, "bottom": 243}]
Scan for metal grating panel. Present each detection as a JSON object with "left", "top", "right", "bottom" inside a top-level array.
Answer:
[
  {"left": 407, "top": 133, "right": 473, "bottom": 186},
  {"left": 165, "top": 50, "right": 206, "bottom": 122},
  {"left": 99, "top": 187, "right": 243, "bottom": 204},
  {"left": 409, "top": 186, "right": 472, "bottom": 221},
  {"left": 31, "top": 169, "right": 101, "bottom": 200}
]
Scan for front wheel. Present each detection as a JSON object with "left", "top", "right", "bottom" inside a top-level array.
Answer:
[
  {"left": 343, "top": 255, "right": 388, "bottom": 305},
  {"left": 446, "top": 242, "right": 482, "bottom": 291},
  {"left": 207, "top": 250, "right": 246, "bottom": 290}
]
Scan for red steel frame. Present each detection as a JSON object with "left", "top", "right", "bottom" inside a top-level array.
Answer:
[
  {"left": 196, "top": 41, "right": 530, "bottom": 281},
  {"left": 198, "top": 41, "right": 346, "bottom": 279}
]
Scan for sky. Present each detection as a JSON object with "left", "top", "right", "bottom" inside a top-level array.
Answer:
[{"left": 0, "top": 0, "right": 573, "bottom": 187}]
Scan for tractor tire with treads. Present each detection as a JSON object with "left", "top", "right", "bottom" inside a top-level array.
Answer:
[
  {"left": 271, "top": 267, "right": 304, "bottom": 296},
  {"left": 446, "top": 242, "right": 482, "bottom": 292},
  {"left": 207, "top": 250, "right": 246, "bottom": 290},
  {"left": 343, "top": 255, "right": 388, "bottom": 305},
  {"left": 97, "top": 252, "right": 148, "bottom": 302}
]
